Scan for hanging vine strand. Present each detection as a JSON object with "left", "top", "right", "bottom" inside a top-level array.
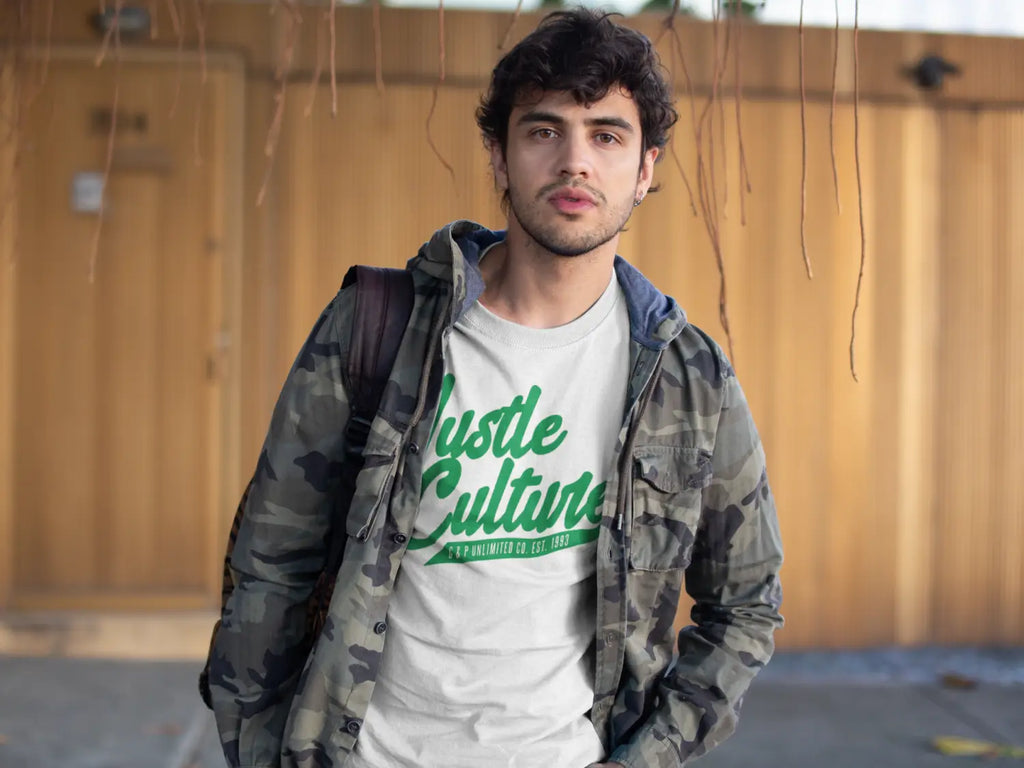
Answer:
[
  {"left": 193, "top": 0, "right": 209, "bottom": 165},
  {"left": 256, "top": 0, "right": 301, "bottom": 207},
  {"left": 93, "top": 6, "right": 116, "bottom": 66},
  {"left": 669, "top": 142, "right": 698, "bottom": 218},
  {"left": 499, "top": 0, "right": 524, "bottom": 51},
  {"left": 798, "top": 0, "right": 812, "bottom": 279},
  {"left": 89, "top": 0, "right": 123, "bottom": 283},
  {"left": 372, "top": 0, "right": 384, "bottom": 94},
  {"left": 194, "top": 0, "right": 207, "bottom": 84},
  {"left": 849, "top": 0, "right": 866, "bottom": 382},
  {"left": 688, "top": 2, "right": 735, "bottom": 360},
  {"left": 662, "top": 2, "right": 736, "bottom": 362},
  {"left": 164, "top": 0, "right": 184, "bottom": 118},
  {"left": 733, "top": 0, "right": 751, "bottom": 227},
  {"left": 304, "top": 9, "right": 326, "bottom": 117},
  {"left": 37, "top": 0, "right": 53, "bottom": 87},
  {"left": 700, "top": 1, "right": 730, "bottom": 236},
  {"left": 329, "top": 0, "right": 338, "bottom": 112},
  {"left": 425, "top": 0, "right": 457, "bottom": 189},
  {"left": 830, "top": 0, "right": 841, "bottom": 214},
  {"left": 715, "top": 6, "right": 730, "bottom": 220},
  {"left": 659, "top": 11, "right": 697, "bottom": 217}
]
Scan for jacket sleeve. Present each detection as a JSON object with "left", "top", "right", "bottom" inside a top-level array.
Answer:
[
  {"left": 610, "top": 362, "right": 784, "bottom": 768},
  {"left": 209, "top": 287, "right": 354, "bottom": 768}
]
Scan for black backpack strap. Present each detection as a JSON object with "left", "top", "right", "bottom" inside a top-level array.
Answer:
[
  {"left": 340, "top": 265, "right": 416, "bottom": 456},
  {"left": 326, "top": 266, "right": 415, "bottom": 571},
  {"left": 199, "top": 267, "right": 415, "bottom": 710}
]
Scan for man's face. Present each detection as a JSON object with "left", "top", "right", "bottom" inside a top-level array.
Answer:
[{"left": 489, "top": 87, "right": 659, "bottom": 258}]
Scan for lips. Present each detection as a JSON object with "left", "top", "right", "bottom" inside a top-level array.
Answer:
[{"left": 548, "top": 186, "right": 596, "bottom": 213}]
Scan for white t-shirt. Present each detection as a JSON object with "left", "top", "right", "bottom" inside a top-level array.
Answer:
[{"left": 349, "top": 271, "right": 630, "bottom": 768}]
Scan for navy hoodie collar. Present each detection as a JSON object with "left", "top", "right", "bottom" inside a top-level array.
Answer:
[{"left": 408, "top": 220, "right": 687, "bottom": 350}]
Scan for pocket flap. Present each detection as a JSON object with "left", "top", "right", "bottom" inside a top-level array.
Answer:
[{"left": 634, "top": 445, "right": 712, "bottom": 493}]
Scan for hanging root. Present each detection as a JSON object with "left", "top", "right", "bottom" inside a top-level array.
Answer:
[
  {"left": 717, "top": 15, "right": 730, "bottom": 219},
  {"left": 305, "top": 10, "right": 326, "bottom": 118},
  {"left": 498, "top": 0, "right": 524, "bottom": 51},
  {"left": 89, "top": 0, "right": 124, "bottom": 282},
  {"left": 256, "top": 0, "right": 301, "bottom": 207},
  {"left": 663, "top": 21, "right": 697, "bottom": 216},
  {"left": 329, "top": 0, "right": 338, "bottom": 112},
  {"left": 372, "top": 0, "right": 384, "bottom": 94},
  {"left": 669, "top": 142, "right": 698, "bottom": 217},
  {"left": 426, "top": 0, "right": 456, "bottom": 189},
  {"left": 164, "top": 0, "right": 183, "bottom": 117},
  {"left": 38, "top": 0, "right": 54, "bottom": 87},
  {"left": 830, "top": 0, "right": 841, "bottom": 214},
  {"left": 664, "top": 2, "right": 735, "bottom": 361},
  {"left": 192, "top": 0, "right": 209, "bottom": 165},
  {"left": 426, "top": 85, "right": 456, "bottom": 186},
  {"left": 798, "top": 0, "right": 812, "bottom": 279},
  {"left": 849, "top": 0, "right": 866, "bottom": 382},
  {"left": 10, "top": 0, "right": 54, "bottom": 118},
  {"left": 733, "top": 0, "right": 751, "bottom": 227},
  {"left": 194, "top": 0, "right": 207, "bottom": 84},
  {"left": 94, "top": 11, "right": 116, "bottom": 66}
]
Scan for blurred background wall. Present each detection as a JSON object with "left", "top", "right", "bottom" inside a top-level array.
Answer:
[{"left": 1, "top": 1, "right": 1022, "bottom": 652}]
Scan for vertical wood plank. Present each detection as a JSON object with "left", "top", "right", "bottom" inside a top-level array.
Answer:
[
  {"left": 96, "top": 171, "right": 160, "bottom": 588},
  {"left": 0, "top": 62, "right": 15, "bottom": 608},
  {"left": 933, "top": 110, "right": 997, "bottom": 642},
  {"left": 15, "top": 63, "right": 103, "bottom": 592},
  {"left": 215, "top": 63, "right": 248, "bottom": 595},
  {"left": 894, "top": 107, "right": 940, "bottom": 645},
  {"left": 992, "top": 112, "right": 1024, "bottom": 643}
]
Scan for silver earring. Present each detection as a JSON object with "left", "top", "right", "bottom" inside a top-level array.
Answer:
[{"left": 633, "top": 196, "right": 643, "bottom": 207}]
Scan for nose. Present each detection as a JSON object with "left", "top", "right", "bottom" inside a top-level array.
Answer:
[{"left": 557, "top": 130, "right": 593, "bottom": 179}]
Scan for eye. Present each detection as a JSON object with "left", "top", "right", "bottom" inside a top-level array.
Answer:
[
  {"left": 531, "top": 127, "right": 558, "bottom": 140},
  {"left": 595, "top": 132, "right": 620, "bottom": 145}
]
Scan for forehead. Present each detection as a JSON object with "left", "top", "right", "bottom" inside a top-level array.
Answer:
[{"left": 510, "top": 86, "right": 641, "bottom": 126}]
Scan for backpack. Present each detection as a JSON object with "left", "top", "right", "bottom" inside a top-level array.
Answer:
[{"left": 198, "top": 265, "right": 415, "bottom": 710}]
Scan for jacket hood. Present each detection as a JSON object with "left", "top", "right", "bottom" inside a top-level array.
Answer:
[{"left": 407, "top": 220, "right": 687, "bottom": 350}]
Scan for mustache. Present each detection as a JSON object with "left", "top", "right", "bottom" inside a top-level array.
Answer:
[{"left": 537, "top": 180, "right": 606, "bottom": 204}]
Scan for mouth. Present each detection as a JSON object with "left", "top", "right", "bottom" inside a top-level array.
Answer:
[{"left": 547, "top": 187, "right": 597, "bottom": 214}]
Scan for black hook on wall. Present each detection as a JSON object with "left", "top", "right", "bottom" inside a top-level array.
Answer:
[{"left": 905, "top": 55, "right": 962, "bottom": 90}]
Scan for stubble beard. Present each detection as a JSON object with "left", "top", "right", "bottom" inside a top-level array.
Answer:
[{"left": 506, "top": 181, "right": 636, "bottom": 258}]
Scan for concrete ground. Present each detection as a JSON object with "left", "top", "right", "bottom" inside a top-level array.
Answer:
[{"left": 0, "top": 641, "right": 1021, "bottom": 768}]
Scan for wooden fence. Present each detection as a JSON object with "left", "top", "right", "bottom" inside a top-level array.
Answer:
[{"left": 1, "top": 2, "right": 1022, "bottom": 648}]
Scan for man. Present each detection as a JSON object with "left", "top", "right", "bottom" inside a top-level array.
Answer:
[{"left": 209, "top": 9, "right": 783, "bottom": 768}]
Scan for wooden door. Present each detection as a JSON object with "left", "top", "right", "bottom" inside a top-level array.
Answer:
[{"left": 8, "top": 52, "right": 242, "bottom": 610}]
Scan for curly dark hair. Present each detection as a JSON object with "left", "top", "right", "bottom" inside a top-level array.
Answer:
[{"left": 476, "top": 8, "right": 678, "bottom": 158}]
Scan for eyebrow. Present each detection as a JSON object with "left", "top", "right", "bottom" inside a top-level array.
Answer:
[{"left": 516, "top": 110, "right": 635, "bottom": 133}]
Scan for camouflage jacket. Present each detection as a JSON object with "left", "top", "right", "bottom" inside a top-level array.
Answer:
[{"left": 209, "top": 220, "right": 784, "bottom": 768}]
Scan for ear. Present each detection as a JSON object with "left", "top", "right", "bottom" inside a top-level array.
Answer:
[
  {"left": 637, "top": 146, "right": 659, "bottom": 199},
  {"left": 488, "top": 139, "right": 509, "bottom": 192}
]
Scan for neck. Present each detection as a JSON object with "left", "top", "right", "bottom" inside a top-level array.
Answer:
[{"left": 478, "top": 222, "right": 618, "bottom": 329}]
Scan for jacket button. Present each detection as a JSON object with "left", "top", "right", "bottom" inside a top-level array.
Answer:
[
  {"left": 373, "top": 621, "right": 388, "bottom": 635},
  {"left": 345, "top": 719, "right": 361, "bottom": 735},
  {"left": 408, "top": 442, "right": 420, "bottom": 455},
  {"left": 393, "top": 533, "right": 408, "bottom": 545}
]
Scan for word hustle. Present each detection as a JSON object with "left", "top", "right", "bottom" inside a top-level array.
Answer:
[{"left": 411, "top": 375, "right": 606, "bottom": 552}]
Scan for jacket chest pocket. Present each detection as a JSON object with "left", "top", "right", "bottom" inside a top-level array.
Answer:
[{"left": 629, "top": 445, "right": 712, "bottom": 572}]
